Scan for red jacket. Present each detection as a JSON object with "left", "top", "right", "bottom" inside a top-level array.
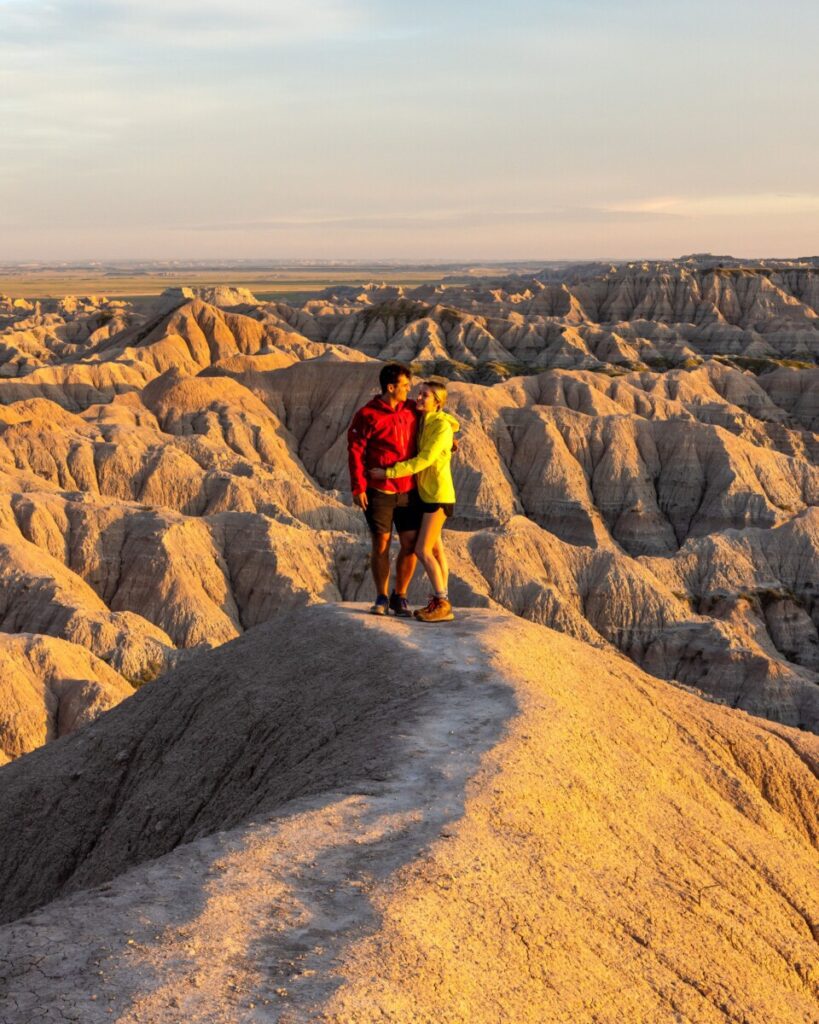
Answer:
[{"left": 347, "top": 396, "right": 419, "bottom": 496}]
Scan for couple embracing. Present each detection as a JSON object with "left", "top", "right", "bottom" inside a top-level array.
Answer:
[{"left": 347, "top": 362, "right": 459, "bottom": 623}]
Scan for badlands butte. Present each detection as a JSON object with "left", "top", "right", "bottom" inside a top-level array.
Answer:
[{"left": 0, "top": 255, "right": 818, "bottom": 1022}]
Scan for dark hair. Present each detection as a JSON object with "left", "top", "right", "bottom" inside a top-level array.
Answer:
[{"left": 379, "top": 362, "right": 411, "bottom": 393}]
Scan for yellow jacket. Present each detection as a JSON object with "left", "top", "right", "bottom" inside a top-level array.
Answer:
[{"left": 385, "top": 410, "right": 459, "bottom": 503}]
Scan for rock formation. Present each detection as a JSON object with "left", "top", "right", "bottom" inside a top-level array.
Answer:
[
  {"left": 1, "top": 255, "right": 818, "bottom": 1020},
  {"left": 0, "top": 633, "right": 132, "bottom": 764},
  {"left": 0, "top": 257, "right": 817, "bottom": 763},
  {"left": 0, "top": 606, "right": 816, "bottom": 1022}
]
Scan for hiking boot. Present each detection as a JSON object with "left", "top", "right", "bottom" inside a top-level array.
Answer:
[
  {"left": 370, "top": 594, "right": 390, "bottom": 616},
  {"left": 389, "top": 592, "right": 412, "bottom": 617},
  {"left": 413, "top": 595, "right": 437, "bottom": 619},
  {"left": 414, "top": 596, "right": 455, "bottom": 623}
]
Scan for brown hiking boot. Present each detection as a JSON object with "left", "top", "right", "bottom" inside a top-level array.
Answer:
[{"left": 414, "top": 596, "right": 455, "bottom": 622}]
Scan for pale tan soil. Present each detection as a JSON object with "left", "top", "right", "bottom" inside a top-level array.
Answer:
[
  {"left": 0, "top": 606, "right": 512, "bottom": 924},
  {"left": 0, "top": 606, "right": 514, "bottom": 1021},
  {"left": 1, "top": 605, "right": 817, "bottom": 1023},
  {"left": 325, "top": 613, "right": 819, "bottom": 1024}
]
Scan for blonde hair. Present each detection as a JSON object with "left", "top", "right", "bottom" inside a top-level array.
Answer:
[{"left": 425, "top": 379, "right": 448, "bottom": 410}]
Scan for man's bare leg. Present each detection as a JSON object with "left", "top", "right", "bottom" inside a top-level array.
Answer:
[
  {"left": 370, "top": 531, "right": 392, "bottom": 596},
  {"left": 394, "top": 530, "right": 418, "bottom": 595}
]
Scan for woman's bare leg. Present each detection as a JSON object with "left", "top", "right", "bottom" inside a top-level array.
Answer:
[
  {"left": 415, "top": 509, "right": 448, "bottom": 595},
  {"left": 432, "top": 536, "right": 449, "bottom": 593}
]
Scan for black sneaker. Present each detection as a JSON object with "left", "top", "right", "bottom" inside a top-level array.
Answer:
[
  {"left": 389, "top": 592, "right": 412, "bottom": 617},
  {"left": 370, "top": 595, "right": 390, "bottom": 616}
]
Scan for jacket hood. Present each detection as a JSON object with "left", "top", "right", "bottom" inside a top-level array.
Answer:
[{"left": 431, "top": 410, "right": 459, "bottom": 433}]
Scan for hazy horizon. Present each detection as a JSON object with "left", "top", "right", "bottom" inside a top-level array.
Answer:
[
  {"left": 2, "top": 252, "right": 818, "bottom": 268},
  {"left": 2, "top": 0, "right": 818, "bottom": 261}
]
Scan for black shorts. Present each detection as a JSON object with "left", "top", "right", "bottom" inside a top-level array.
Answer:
[
  {"left": 419, "top": 500, "right": 454, "bottom": 518},
  {"left": 364, "top": 488, "right": 423, "bottom": 536}
]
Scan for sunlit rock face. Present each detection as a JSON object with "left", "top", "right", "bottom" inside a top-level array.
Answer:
[
  {"left": 0, "top": 633, "right": 133, "bottom": 764},
  {"left": 0, "top": 256, "right": 818, "bottom": 762}
]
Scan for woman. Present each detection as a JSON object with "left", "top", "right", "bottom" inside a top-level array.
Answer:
[{"left": 370, "top": 380, "right": 459, "bottom": 623}]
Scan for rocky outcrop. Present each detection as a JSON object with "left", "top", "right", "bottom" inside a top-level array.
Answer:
[
  {"left": 253, "top": 359, "right": 819, "bottom": 551},
  {"left": 193, "top": 285, "right": 258, "bottom": 307},
  {"left": 0, "top": 473, "right": 813, "bottom": 729},
  {"left": 0, "top": 633, "right": 132, "bottom": 763},
  {"left": 759, "top": 366, "right": 819, "bottom": 430},
  {"left": 0, "top": 260, "right": 817, "bottom": 1017},
  {"left": 0, "top": 491, "right": 350, "bottom": 651},
  {"left": 0, "top": 524, "right": 175, "bottom": 682},
  {"left": 444, "top": 517, "right": 819, "bottom": 730},
  {"left": 0, "top": 382, "right": 356, "bottom": 529}
]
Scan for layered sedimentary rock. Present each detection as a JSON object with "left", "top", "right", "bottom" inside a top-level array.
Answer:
[
  {"left": 1, "top": 257, "right": 818, "bottom": 1019},
  {"left": 0, "top": 633, "right": 132, "bottom": 764},
  {"left": 0, "top": 257, "right": 817, "bottom": 759}
]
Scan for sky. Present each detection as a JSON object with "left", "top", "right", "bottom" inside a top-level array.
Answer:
[{"left": 1, "top": 0, "right": 818, "bottom": 261}]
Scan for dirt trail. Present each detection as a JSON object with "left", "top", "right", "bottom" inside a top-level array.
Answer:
[{"left": 0, "top": 606, "right": 514, "bottom": 1022}]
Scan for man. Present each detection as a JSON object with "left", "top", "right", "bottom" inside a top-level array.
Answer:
[{"left": 347, "top": 362, "right": 421, "bottom": 616}]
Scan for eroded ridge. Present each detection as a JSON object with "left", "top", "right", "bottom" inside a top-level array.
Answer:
[
  {"left": 1, "top": 606, "right": 818, "bottom": 1023},
  {"left": 0, "top": 262, "right": 818, "bottom": 755}
]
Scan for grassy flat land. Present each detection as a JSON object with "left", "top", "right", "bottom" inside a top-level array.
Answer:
[{"left": 0, "top": 269, "right": 458, "bottom": 302}]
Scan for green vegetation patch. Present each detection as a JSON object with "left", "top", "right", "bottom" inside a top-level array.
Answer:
[
  {"left": 359, "top": 300, "right": 431, "bottom": 327},
  {"left": 409, "top": 358, "right": 536, "bottom": 385},
  {"left": 712, "top": 354, "right": 818, "bottom": 375}
]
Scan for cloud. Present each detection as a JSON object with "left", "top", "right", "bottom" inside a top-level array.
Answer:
[
  {"left": 0, "top": 204, "right": 684, "bottom": 234},
  {"left": 609, "top": 193, "right": 819, "bottom": 218},
  {"left": 0, "top": 3, "right": 359, "bottom": 159},
  {"left": 0, "top": 0, "right": 393, "bottom": 50},
  {"left": 3, "top": 3, "right": 818, "bottom": 260},
  {"left": 0, "top": 0, "right": 409, "bottom": 153},
  {"left": 180, "top": 205, "right": 685, "bottom": 234}
]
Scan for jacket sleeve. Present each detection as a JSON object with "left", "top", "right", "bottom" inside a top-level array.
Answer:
[
  {"left": 347, "top": 409, "right": 371, "bottom": 495},
  {"left": 386, "top": 419, "right": 451, "bottom": 480}
]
